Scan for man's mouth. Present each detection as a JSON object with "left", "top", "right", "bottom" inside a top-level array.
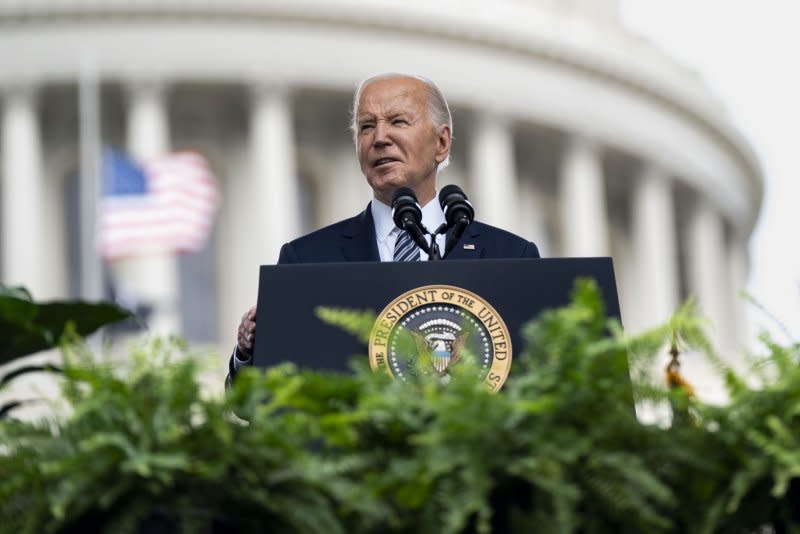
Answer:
[{"left": 374, "top": 158, "right": 398, "bottom": 168}]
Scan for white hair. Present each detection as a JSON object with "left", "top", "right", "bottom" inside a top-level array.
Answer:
[{"left": 350, "top": 73, "right": 453, "bottom": 170}]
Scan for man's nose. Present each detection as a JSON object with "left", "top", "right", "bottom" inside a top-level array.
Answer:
[{"left": 373, "top": 121, "right": 391, "bottom": 146}]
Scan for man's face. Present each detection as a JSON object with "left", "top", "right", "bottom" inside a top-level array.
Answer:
[{"left": 355, "top": 77, "right": 451, "bottom": 206}]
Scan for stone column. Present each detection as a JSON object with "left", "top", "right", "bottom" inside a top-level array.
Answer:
[
  {"left": 228, "top": 85, "right": 300, "bottom": 326},
  {"left": 685, "top": 198, "right": 729, "bottom": 350},
  {"left": 609, "top": 218, "right": 636, "bottom": 328},
  {"left": 469, "top": 112, "right": 516, "bottom": 232},
  {"left": 114, "top": 80, "right": 180, "bottom": 335},
  {"left": 1, "top": 86, "right": 45, "bottom": 297},
  {"left": 559, "top": 136, "right": 609, "bottom": 256},
  {"left": 629, "top": 164, "right": 680, "bottom": 331},
  {"left": 727, "top": 235, "right": 750, "bottom": 351},
  {"left": 250, "top": 85, "right": 300, "bottom": 262},
  {"left": 517, "top": 174, "right": 550, "bottom": 252}
]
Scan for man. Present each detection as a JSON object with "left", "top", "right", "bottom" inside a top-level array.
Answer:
[{"left": 228, "top": 73, "right": 540, "bottom": 380}]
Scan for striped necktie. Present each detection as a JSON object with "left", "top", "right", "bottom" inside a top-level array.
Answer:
[{"left": 394, "top": 229, "right": 421, "bottom": 262}]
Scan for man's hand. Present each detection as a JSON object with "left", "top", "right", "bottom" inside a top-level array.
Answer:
[{"left": 237, "top": 306, "right": 257, "bottom": 357}]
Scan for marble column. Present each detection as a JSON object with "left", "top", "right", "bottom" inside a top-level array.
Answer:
[
  {"left": 517, "top": 174, "right": 550, "bottom": 252},
  {"left": 726, "top": 235, "right": 750, "bottom": 351},
  {"left": 227, "top": 85, "right": 300, "bottom": 327},
  {"left": 629, "top": 164, "right": 680, "bottom": 331},
  {"left": 114, "top": 80, "right": 180, "bottom": 335},
  {"left": 559, "top": 136, "right": 609, "bottom": 257},
  {"left": 608, "top": 217, "right": 636, "bottom": 329},
  {"left": 250, "top": 85, "right": 300, "bottom": 262},
  {"left": 685, "top": 198, "right": 730, "bottom": 350},
  {"left": 1, "top": 86, "right": 45, "bottom": 297},
  {"left": 469, "top": 112, "right": 516, "bottom": 232}
]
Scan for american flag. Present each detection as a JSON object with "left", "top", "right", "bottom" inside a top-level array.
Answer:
[{"left": 98, "top": 149, "right": 220, "bottom": 261}]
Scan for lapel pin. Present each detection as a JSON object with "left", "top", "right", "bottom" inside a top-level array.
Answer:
[{"left": 463, "top": 244, "right": 476, "bottom": 250}]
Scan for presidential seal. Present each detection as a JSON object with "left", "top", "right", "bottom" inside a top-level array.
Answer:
[{"left": 368, "top": 285, "right": 512, "bottom": 392}]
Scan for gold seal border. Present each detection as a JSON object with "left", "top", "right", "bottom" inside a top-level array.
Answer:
[{"left": 368, "top": 284, "right": 512, "bottom": 393}]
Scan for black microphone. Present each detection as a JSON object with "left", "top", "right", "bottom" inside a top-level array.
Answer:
[
  {"left": 438, "top": 185, "right": 474, "bottom": 256},
  {"left": 391, "top": 187, "right": 431, "bottom": 255}
]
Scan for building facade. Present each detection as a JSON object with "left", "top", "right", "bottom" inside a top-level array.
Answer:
[{"left": 0, "top": 1, "right": 762, "bottom": 383}]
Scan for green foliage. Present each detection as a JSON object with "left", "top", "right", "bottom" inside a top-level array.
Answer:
[
  {"left": 315, "top": 307, "right": 377, "bottom": 345},
  {"left": 0, "top": 338, "right": 356, "bottom": 534},
  {"left": 0, "top": 284, "right": 131, "bottom": 364},
  {"left": 686, "top": 331, "right": 800, "bottom": 533},
  {"left": 0, "top": 280, "right": 798, "bottom": 533}
]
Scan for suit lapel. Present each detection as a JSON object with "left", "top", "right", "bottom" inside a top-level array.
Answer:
[
  {"left": 338, "top": 206, "right": 484, "bottom": 262},
  {"left": 443, "top": 223, "right": 483, "bottom": 260},
  {"left": 341, "top": 204, "right": 380, "bottom": 262}
]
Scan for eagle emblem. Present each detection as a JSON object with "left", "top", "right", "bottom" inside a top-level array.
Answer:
[
  {"left": 413, "top": 329, "right": 469, "bottom": 376},
  {"left": 368, "top": 285, "right": 512, "bottom": 392}
]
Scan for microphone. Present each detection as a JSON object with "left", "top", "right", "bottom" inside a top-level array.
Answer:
[
  {"left": 391, "top": 187, "right": 431, "bottom": 255},
  {"left": 438, "top": 185, "right": 474, "bottom": 256}
]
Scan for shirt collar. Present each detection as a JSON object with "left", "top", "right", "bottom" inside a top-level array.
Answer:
[{"left": 371, "top": 193, "right": 446, "bottom": 243}]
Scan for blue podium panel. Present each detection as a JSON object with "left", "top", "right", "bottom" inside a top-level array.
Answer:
[{"left": 253, "top": 257, "right": 620, "bottom": 373}]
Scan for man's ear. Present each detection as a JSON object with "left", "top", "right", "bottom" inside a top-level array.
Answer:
[{"left": 435, "top": 125, "right": 452, "bottom": 163}]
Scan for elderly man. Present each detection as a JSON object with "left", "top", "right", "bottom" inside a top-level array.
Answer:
[{"left": 228, "top": 73, "right": 540, "bottom": 378}]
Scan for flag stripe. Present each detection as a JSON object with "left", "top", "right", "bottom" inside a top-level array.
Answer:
[{"left": 98, "top": 149, "right": 220, "bottom": 261}]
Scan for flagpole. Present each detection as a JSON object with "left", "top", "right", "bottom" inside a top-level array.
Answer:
[{"left": 78, "top": 56, "right": 104, "bottom": 304}]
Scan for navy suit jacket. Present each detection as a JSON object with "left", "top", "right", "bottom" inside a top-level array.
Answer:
[
  {"left": 227, "top": 203, "right": 539, "bottom": 385},
  {"left": 278, "top": 204, "right": 540, "bottom": 263}
]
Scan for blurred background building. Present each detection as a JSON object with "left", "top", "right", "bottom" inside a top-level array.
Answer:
[{"left": 0, "top": 0, "right": 763, "bottom": 392}]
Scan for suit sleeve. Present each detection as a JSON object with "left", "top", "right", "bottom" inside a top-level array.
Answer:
[
  {"left": 225, "top": 345, "right": 252, "bottom": 389},
  {"left": 278, "top": 242, "right": 299, "bottom": 264},
  {"left": 522, "top": 241, "right": 541, "bottom": 259}
]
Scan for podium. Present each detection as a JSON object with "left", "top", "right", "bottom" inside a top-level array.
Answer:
[{"left": 253, "top": 258, "right": 621, "bottom": 385}]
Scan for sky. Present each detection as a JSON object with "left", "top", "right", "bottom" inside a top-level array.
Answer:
[{"left": 620, "top": 0, "right": 800, "bottom": 346}]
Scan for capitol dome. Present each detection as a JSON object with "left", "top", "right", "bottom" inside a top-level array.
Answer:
[{"left": 0, "top": 0, "right": 762, "bottom": 372}]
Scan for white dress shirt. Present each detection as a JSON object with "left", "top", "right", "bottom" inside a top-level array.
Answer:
[{"left": 371, "top": 195, "right": 447, "bottom": 261}]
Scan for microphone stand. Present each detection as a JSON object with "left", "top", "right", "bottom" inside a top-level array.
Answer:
[
  {"left": 427, "top": 223, "right": 448, "bottom": 261},
  {"left": 443, "top": 219, "right": 470, "bottom": 257},
  {"left": 405, "top": 222, "right": 432, "bottom": 258}
]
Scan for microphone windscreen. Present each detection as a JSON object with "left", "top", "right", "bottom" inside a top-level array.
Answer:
[
  {"left": 391, "top": 187, "right": 422, "bottom": 229},
  {"left": 438, "top": 184, "right": 465, "bottom": 209},
  {"left": 392, "top": 187, "right": 418, "bottom": 206},
  {"left": 439, "top": 184, "right": 474, "bottom": 227}
]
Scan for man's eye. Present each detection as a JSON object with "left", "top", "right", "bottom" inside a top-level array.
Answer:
[
  {"left": 359, "top": 124, "right": 374, "bottom": 132},
  {"left": 392, "top": 118, "right": 408, "bottom": 125}
]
